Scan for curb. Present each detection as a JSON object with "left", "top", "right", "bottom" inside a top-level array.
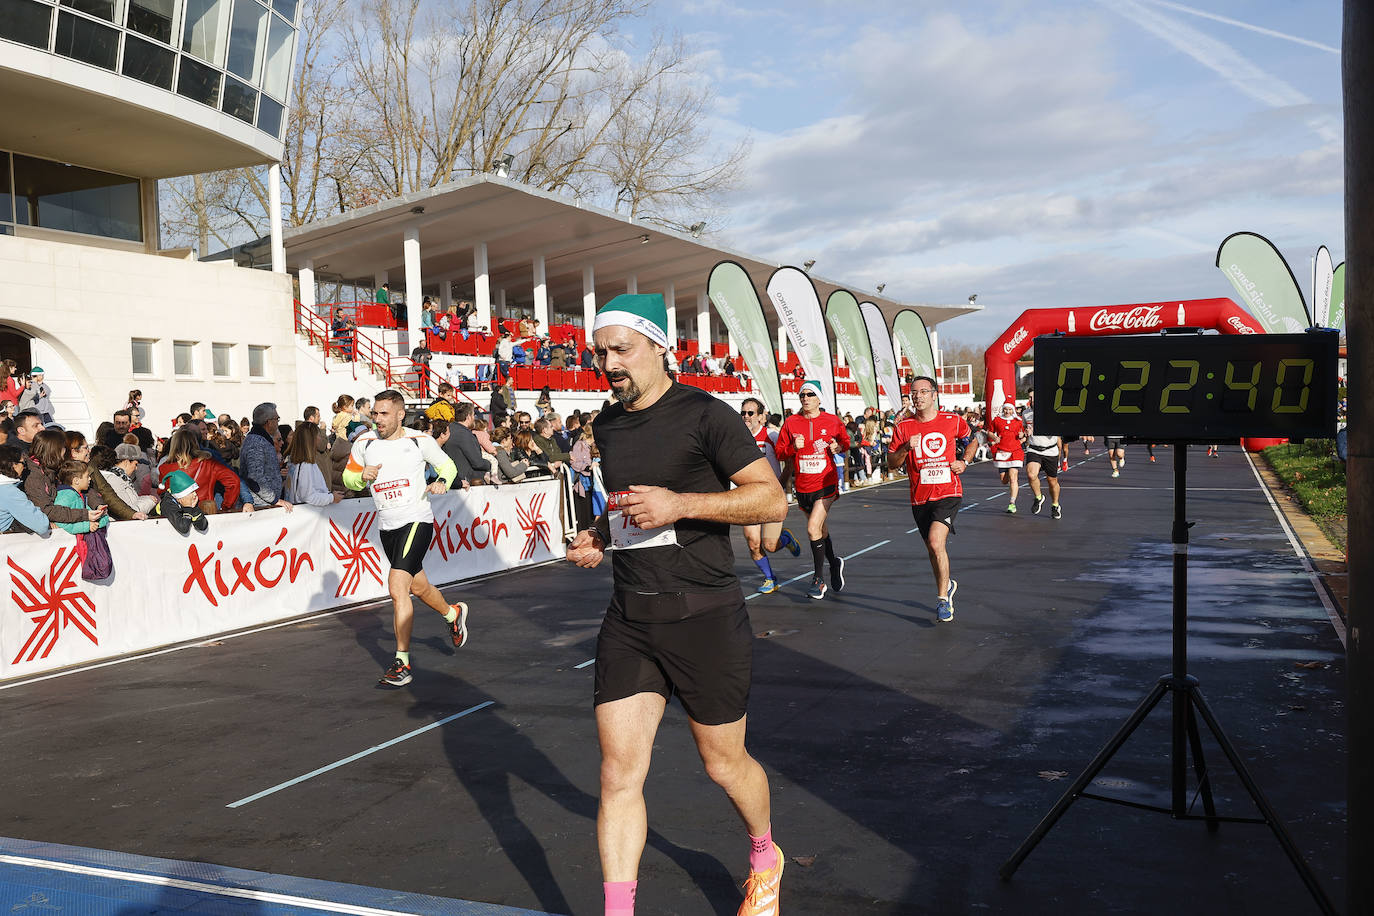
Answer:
[{"left": 1250, "top": 454, "right": 1348, "bottom": 621}]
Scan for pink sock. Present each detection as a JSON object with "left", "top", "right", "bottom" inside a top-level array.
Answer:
[
  {"left": 604, "top": 880, "right": 636, "bottom": 916},
  {"left": 749, "top": 828, "right": 777, "bottom": 872}
]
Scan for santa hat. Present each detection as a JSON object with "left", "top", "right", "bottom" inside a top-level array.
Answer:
[
  {"left": 591, "top": 294, "right": 669, "bottom": 349},
  {"left": 164, "top": 469, "right": 198, "bottom": 499}
]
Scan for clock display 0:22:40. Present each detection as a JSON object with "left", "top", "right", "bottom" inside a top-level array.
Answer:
[{"left": 1052, "top": 358, "right": 1317, "bottom": 415}]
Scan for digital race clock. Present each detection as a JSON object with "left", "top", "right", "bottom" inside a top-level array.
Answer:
[{"left": 1031, "top": 331, "right": 1339, "bottom": 441}]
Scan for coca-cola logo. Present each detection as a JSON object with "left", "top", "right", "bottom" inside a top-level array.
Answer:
[
  {"left": 1003, "top": 327, "right": 1029, "bottom": 354},
  {"left": 1227, "top": 316, "right": 1257, "bottom": 335},
  {"left": 1088, "top": 305, "right": 1163, "bottom": 332}
]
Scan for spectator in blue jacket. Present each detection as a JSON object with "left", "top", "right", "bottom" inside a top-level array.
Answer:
[
  {"left": 0, "top": 444, "right": 52, "bottom": 535},
  {"left": 238, "top": 403, "right": 294, "bottom": 513}
]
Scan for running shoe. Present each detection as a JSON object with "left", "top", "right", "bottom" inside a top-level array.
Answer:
[
  {"left": 448, "top": 602, "right": 470, "bottom": 648},
  {"left": 936, "top": 597, "right": 954, "bottom": 623},
  {"left": 1051, "top": 504, "right": 1062, "bottom": 520},
  {"left": 737, "top": 842, "right": 784, "bottom": 916},
  {"left": 829, "top": 554, "right": 846, "bottom": 592},
  {"left": 1150, "top": 455, "right": 1156, "bottom": 463},
  {"left": 1111, "top": 470, "right": 1120, "bottom": 478},
  {"left": 1060, "top": 459, "right": 1069, "bottom": 472},
  {"left": 378, "top": 658, "right": 412, "bottom": 688},
  {"left": 779, "top": 527, "right": 801, "bottom": 557},
  {"left": 759, "top": 578, "right": 779, "bottom": 594},
  {"left": 1006, "top": 503, "right": 1017, "bottom": 514},
  {"left": 1032, "top": 495, "right": 1045, "bottom": 515},
  {"left": 807, "top": 578, "right": 827, "bottom": 600}
]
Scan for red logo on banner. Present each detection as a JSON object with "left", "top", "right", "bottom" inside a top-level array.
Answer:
[
  {"left": 9, "top": 549, "right": 97, "bottom": 664},
  {"left": 182, "top": 529, "right": 317, "bottom": 607},
  {"left": 515, "top": 493, "right": 551, "bottom": 560},
  {"left": 330, "top": 513, "right": 382, "bottom": 598},
  {"left": 431, "top": 503, "right": 511, "bottom": 559}
]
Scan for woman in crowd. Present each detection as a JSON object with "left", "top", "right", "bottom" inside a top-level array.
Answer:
[
  {"left": 353, "top": 397, "right": 375, "bottom": 430},
  {"left": 535, "top": 385, "right": 553, "bottom": 414},
  {"left": 158, "top": 427, "right": 243, "bottom": 513},
  {"left": 0, "top": 444, "right": 52, "bottom": 535},
  {"left": 24, "top": 429, "right": 101, "bottom": 528},
  {"left": 285, "top": 424, "right": 342, "bottom": 506},
  {"left": 2, "top": 360, "right": 25, "bottom": 408},
  {"left": 510, "top": 428, "right": 558, "bottom": 478},
  {"left": 125, "top": 389, "right": 145, "bottom": 427},
  {"left": 94, "top": 443, "right": 156, "bottom": 518},
  {"left": 72, "top": 433, "right": 140, "bottom": 520},
  {"left": 330, "top": 395, "right": 355, "bottom": 442},
  {"left": 569, "top": 418, "right": 600, "bottom": 529},
  {"left": 492, "top": 427, "right": 536, "bottom": 483}
]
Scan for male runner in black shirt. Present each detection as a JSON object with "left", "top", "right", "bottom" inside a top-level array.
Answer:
[{"left": 567, "top": 293, "right": 788, "bottom": 916}]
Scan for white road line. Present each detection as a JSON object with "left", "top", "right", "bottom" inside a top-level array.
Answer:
[
  {"left": 1244, "top": 452, "right": 1347, "bottom": 647},
  {"left": 226, "top": 701, "right": 495, "bottom": 808},
  {"left": 0, "top": 854, "right": 420, "bottom": 916},
  {"left": 745, "top": 539, "right": 893, "bottom": 600},
  {"left": 573, "top": 659, "right": 595, "bottom": 669}
]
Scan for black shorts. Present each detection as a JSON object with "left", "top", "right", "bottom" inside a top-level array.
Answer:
[
  {"left": 1106, "top": 437, "right": 1125, "bottom": 451},
  {"left": 1026, "top": 451, "right": 1059, "bottom": 477},
  {"left": 595, "top": 588, "right": 752, "bottom": 726},
  {"left": 379, "top": 521, "right": 433, "bottom": 576},
  {"left": 911, "top": 497, "right": 961, "bottom": 540},
  {"left": 796, "top": 483, "right": 838, "bottom": 514}
]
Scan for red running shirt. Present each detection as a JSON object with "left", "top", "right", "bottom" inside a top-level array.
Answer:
[
  {"left": 889, "top": 411, "right": 972, "bottom": 505},
  {"left": 775, "top": 412, "right": 850, "bottom": 493},
  {"left": 988, "top": 415, "right": 1026, "bottom": 460}
]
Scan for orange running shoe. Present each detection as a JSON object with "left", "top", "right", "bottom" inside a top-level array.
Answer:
[{"left": 738, "top": 843, "right": 784, "bottom": 916}]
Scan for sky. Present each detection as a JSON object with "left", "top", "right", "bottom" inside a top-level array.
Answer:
[{"left": 629, "top": 0, "right": 1344, "bottom": 347}]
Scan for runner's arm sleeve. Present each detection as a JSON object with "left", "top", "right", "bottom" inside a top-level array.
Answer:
[
  {"left": 773, "top": 420, "right": 794, "bottom": 461},
  {"left": 834, "top": 419, "right": 851, "bottom": 452},
  {"left": 419, "top": 435, "right": 458, "bottom": 489},
  {"left": 342, "top": 439, "right": 368, "bottom": 491}
]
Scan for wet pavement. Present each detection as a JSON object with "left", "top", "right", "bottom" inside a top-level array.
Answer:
[{"left": 0, "top": 445, "right": 1345, "bottom": 915}]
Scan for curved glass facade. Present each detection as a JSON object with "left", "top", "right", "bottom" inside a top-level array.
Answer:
[{"left": 0, "top": 0, "right": 297, "bottom": 140}]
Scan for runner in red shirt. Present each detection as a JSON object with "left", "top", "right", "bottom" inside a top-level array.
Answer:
[
  {"left": 888, "top": 376, "right": 976, "bottom": 622},
  {"left": 774, "top": 380, "right": 851, "bottom": 600},
  {"left": 987, "top": 400, "right": 1026, "bottom": 514}
]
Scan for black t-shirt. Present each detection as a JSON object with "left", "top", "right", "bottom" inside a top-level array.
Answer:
[{"left": 596, "top": 382, "right": 762, "bottom": 594}]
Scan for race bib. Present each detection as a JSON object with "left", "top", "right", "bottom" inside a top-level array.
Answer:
[
  {"left": 798, "top": 455, "right": 828, "bottom": 475},
  {"left": 994, "top": 450, "right": 1012, "bottom": 461},
  {"left": 920, "top": 466, "right": 952, "bottom": 484},
  {"left": 373, "top": 477, "right": 421, "bottom": 508},
  {"left": 607, "top": 491, "right": 680, "bottom": 551}
]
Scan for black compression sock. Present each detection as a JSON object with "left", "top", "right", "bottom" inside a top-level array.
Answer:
[
  {"left": 823, "top": 536, "right": 837, "bottom": 562},
  {"left": 810, "top": 539, "right": 826, "bottom": 580}
]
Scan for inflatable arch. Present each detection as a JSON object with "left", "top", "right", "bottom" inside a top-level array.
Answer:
[{"left": 983, "top": 297, "right": 1264, "bottom": 410}]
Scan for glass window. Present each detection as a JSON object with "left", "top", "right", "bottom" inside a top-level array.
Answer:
[
  {"left": 248, "top": 345, "right": 267, "bottom": 378},
  {"left": 55, "top": 10, "right": 119, "bottom": 70},
  {"left": 226, "top": 0, "right": 266, "bottom": 82},
  {"left": 126, "top": 0, "right": 174, "bottom": 44},
  {"left": 131, "top": 339, "right": 156, "bottom": 375},
  {"left": 221, "top": 76, "right": 256, "bottom": 123},
  {"left": 173, "top": 340, "right": 195, "bottom": 376},
  {"left": 11, "top": 154, "right": 142, "bottom": 241},
  {"left": 256, "top": 95, "right": 283, "bottom": 138},
  {"left": 181, "top": 0, "right": 228, "bottom": 66},
  {"left": 212, "top": 342, "right": 232, "bottom": 377},
  {"left": 271, "top": 0, "right": 296, "bottom": 22},
  {"left": 60, "top": 0, "right": 119, "bottom": 23},
  {"left": 121, "top": 34, "right": 175, "bottom": 88},
  {"left": 0, "top": 0, "right": 55, "bottom": 48},
  {"left": 0, "top": 155, "right": 11, "bottom": 225},
  {"left": 176, "top": 55, "right": 221, "bottom": 107},
  {"left": 261, "top": 12, "right": 292, "bottom": 98}
]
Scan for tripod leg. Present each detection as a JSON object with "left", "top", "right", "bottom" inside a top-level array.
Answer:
[
  {"left": 1183, "top": 692, "right": 1219, "bottom": 833},
  {"left": 1000, "top": 681, "right": 1170, "bottom": 880},
  {"left": 1189, "top": 689, "right": 1338, "bottom": 916}
]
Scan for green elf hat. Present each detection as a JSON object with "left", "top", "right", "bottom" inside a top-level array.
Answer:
[
  {"left": 592, "top": 293, "right": 669, "bottom": 348},
  {"left": 29, "top": 366, "right": 44, "bottom": 374},
  {"left": 164, "top": 469, "right": 198, "bottom": 499}
]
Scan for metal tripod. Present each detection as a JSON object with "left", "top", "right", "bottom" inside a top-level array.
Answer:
[{"left": 998, "top": 443, "right": 1337, "bottom": 915}]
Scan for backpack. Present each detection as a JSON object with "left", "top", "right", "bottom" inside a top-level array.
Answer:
[{"left": 76, "top": 526, "right": 114, "bottom": 581}]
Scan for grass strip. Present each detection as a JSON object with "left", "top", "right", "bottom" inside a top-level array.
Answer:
[{"left": 1260, "top": 439, "right": 1347, "bottom": 551}]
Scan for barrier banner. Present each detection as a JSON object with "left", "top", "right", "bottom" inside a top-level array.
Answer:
[
  {"left": 859, "top": 301, "right": 903, "bottom": 412},
  {"left": 708, "top": 261, "right": 785, "bottom": 419},
  {"left": 1313, "top": 245, "right": 1334, "bottom": 329},
  {"left": 0, "top": 480, "right": 565, "bottom": 682},
  {"left": 892, "top": 309, "right": 936, "bottom": 381},
  {"left": 1215, "top": 231, "right": 1311, "bottom": 333},
  {"left": 765, "top": 266, "right": 836, "bottom": 413},
  {"left": 1329, "top": 261, "right": 1346, "bottom": 333},
  {"left": 824, "top": 290, "right": 879, "bottom": 410}
]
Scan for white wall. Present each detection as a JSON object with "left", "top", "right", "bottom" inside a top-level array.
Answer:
[{"left": 0, "top": 235, "right": 298, "bottom": 434}]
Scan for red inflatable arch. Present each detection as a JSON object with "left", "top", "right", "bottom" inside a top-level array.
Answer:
[{"left": 983, "top": 297, "right": 1264, "bottom": 410}]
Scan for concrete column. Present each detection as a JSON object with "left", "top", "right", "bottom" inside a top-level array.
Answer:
[
  {"left": 930, "top": 329, "right": 942, "bottom": 373},
  {"left": 728, "top": 332, "right": 738, "bottom": 358},
  {"left": 473, "top": 242, "right": 492, "bottom": 331},
  {"left": 532, "top": 254, "right": 549, "bottom": 332},
  {"left": 665, "top": 283, "right": 677, "bottom": 346},
  {"left": 268, "top": 163, "right": 285, "bottom": 273},
  {"left": 626, "top": 274, "right": 638, "bottom": 295},
  {"left": 696, "top": 292, "right": 710, "bottom": 355},
  {"left": 497, "top": 288, "right": 507, "bottom": 321},
  {"left": 439, "top": 279, "right": 452, "bottom": 313},
  {"left": 778, "top": 323, "right": 788, "bottom": 362},
  {"left": 403, "top": 225, "right": 422, "bottom": 353},
  {"left": 582, "top": 264, "right": 597, "bottom": 334},
  {"left": 299, "top": 259, "right": 316, "bottom": 312}
]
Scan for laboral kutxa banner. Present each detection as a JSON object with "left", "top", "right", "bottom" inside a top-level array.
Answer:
[
  {"left": 1215, "top": 231, "right": 1311, "bottom": 333},
  {"left": 859, "top": 301, "right": 904, "bottom": 412},
  {"left": 824, "top": 289, "right": 880, "bottom": 411},
  {"left": 0, "top": 479, "right": 565, "bottom": 681},
  {"left": 708, "top": 260, "right": 785, "bottom": 419},
  {"left": 766, "top": 266, "right": 837, "bottom": 413},
  {"left": 891, "top": 309, "right": 937, "bottom": 381}
]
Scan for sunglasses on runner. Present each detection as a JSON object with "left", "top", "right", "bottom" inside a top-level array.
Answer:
[
  {"left": 799, "top": 391, "right": 818, "bottom": 398},
  {"left": 740, "top": 410, "right": 757, "bottom": 416}
]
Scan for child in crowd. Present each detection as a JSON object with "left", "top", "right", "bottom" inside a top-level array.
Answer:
[
  {"left": 54, "top": 460, "right": 109, "bottom": 534},
  {"left": 154, "top": 469, "right": 209, "bottom": 534}
]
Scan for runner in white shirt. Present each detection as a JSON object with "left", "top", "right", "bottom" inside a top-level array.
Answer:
[{"left": 343, "top": 390, "right": 467, "bottom": 688}]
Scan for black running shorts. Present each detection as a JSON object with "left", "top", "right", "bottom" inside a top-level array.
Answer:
[
  {"left": 379, "top": 521, "right": 433, "bottom": 576},
  {"left": 1106, "top": 437, "right": 1125, "bottom": 450},
  {"left": 594, "top": 588, "right": 752, "bottom": 726},
  {"left": 911, "top": 497, "right": 961, "bottom": 541},
  {"left": 796, "top": 483, "right": 838, "bottom": 514},
  {"left": 1026, "top": 450, "right": 1059, "bottom": 478}
]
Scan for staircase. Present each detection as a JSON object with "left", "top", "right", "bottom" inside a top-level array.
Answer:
[{"left": 293, "top": 301, "right": 426, "bottom": 399}]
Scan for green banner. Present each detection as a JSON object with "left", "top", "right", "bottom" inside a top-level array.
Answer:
[
  {"left": 1329, "top": 262, "right": 1346, "bottom": 333},
  {"left": 1215, "top": 231, "right": 1311, "bottom": 333},
  {"left": 708, "top": 261, "right": 784, "bottom": 418},
  {"left": 824, "top": 290, "right": 879, "bottom": 410},
  {"left": 891, "top": 309, "right": 936, "bottom": 381}
]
